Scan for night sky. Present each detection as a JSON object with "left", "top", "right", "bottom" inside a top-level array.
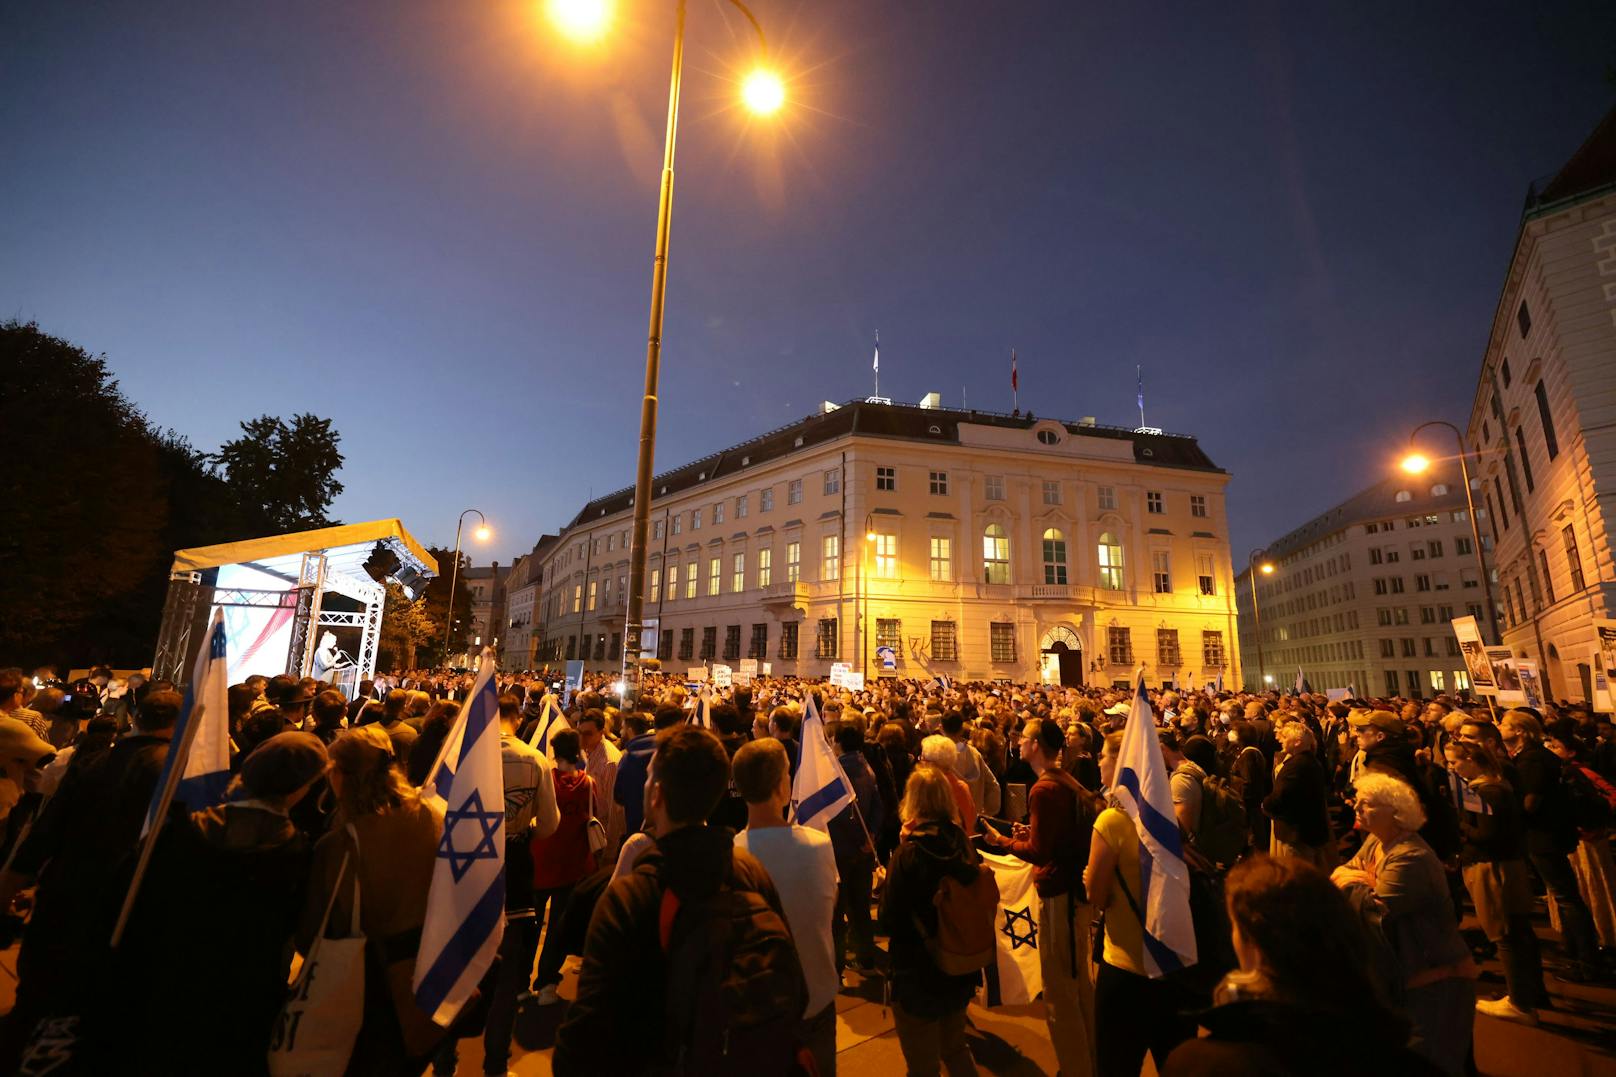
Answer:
[{"left": 5, "top": 2, "right": 1613, "bottom": 566}]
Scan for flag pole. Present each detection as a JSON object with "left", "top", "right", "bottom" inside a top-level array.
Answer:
[
  {"left": 1137, "top": 365, "right": 1145, "bottom": 428},
  {"left": 110, "top": 703, "right": 207, "bottom": 947}
]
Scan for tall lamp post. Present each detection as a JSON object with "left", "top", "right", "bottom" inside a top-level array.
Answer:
[
  {"left": 550, "top": 0, "right": 784, "bottom": 708},
  {"left": 442, "top": 509, "right": 491, "bottom": 664},
  {"left": 1398, "top": 421, "right": 1500, "bottom": 644},
  {"left": 1247, "top": 549, "right": 1274, "bottom": 690},
  {"left": 861, "top": 514, "right": 877, "bottom": 680}
]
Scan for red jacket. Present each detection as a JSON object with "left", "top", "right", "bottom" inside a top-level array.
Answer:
[{"left": 533, "top": 769, "right": 596, "bottom": 890}]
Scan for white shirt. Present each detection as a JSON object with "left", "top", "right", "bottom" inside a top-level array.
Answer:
[{"left": 735, "top": 824, "right": 840, "bottom": 1017}]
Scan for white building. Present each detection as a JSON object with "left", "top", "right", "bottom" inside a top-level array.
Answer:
[{"left": 1463, "top": 106, "right": 1616, "bottom": 702}]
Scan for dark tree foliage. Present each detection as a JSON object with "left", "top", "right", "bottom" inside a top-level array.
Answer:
[
  {"left": 420, "top": 546, "right": 475, "bottom": 666},
  {"left": 211, "top": 413, "right": 344, "bottom": 534},
  {"left": 0, "top": 321, "right": 346, "bottom": 667}
]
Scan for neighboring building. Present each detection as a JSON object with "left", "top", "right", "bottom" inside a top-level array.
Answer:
[
  {"left": 502, "top": 535, "right": 560, "bottom": 669},
  {"left": 532, "top": 399, "right": 1239, "bottom": 687},
  {"left": 1235, "top": 468, "right": 1493, "bottom": 698},
  {"left": 457, "top": 561, "right": 510, "bottom": 663},
  {"left": 1463, "top": 106, "right": 1616, "bottom": 703}
]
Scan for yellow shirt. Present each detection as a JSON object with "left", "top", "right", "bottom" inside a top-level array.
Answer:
[{"left": 1095, "top": 806, "right": 1147, "bottom": 975}]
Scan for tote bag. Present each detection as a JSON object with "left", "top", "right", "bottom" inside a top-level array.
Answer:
[{"left": 268, "top": 828, "right": 367, "bottom": 1077}]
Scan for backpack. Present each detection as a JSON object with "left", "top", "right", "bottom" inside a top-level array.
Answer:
[
  {"left": 1562, "top": 764, "right": 1614, "bottom": 832},
  {"left": 916, "top": 862, "right": 1000, "bottom": 976},
  {"left": 658, "top": 881, "right": 810, "bottom": 1076},
  {"left": 1193, "top": 774, "right": 1250, "bottom": 868}
]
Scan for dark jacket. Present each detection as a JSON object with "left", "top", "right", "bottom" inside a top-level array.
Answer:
[
  {"left": 829, "top": 751, "right": 883, "bottom": 872},
  {"left": 613, "top": 732, "right": 658, "bottom": 836},
  {"left": 1510, "top": 743, "right": 1577, "bottom": 856},
  {"left": 876, "top": 820, "right": 982, "bottom": 1018},
  {"left": 1262, "top": 751, "right": 1331, "bottom": 847},
  {"left": 1453, "top": 775, "right": 1527, "bottom": 864},
  {"left": 552, "top": 824, "right": 788, "bottom": 1075},
  {"left": 1362, "top": 740, "right": 1459, "bottom": 860},
  {"left": 1163, "top": 996, "right": 1437, "bottom": 1077}
]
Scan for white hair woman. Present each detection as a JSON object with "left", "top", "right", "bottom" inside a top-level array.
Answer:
[
  {"left": 919, "top": 733, "right": 975, "bottom": 835},
  {"left": 1262, "top": 721, "right": 1334, "bottom": 870},
  {"left": 1332, "top": 772, "right": 1476, "bottom": 1075}
]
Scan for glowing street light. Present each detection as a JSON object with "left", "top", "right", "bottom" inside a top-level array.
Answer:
[
  {"left": 547, "top": 0, "right": 611, "bottom": 43},
  {"left": 1260, "top": 562, "right": 1275, "bottom": 575},
  {"left": 1400, "top": 451, "right": 1431, "bottom": 475},
  {"left": 741, "top": 68, "right": 785, "bottom": 115},
  {"left": 1247, "top": 549, "right": 1274, "bottom": 688},
  {"left": 1400, "top": 420, "right": 1500, "bottom": 646},
  {"left": 443, "top": 509, "right": 491, "bottom": 663},
  {"left": 474, "top": 523, "right": 492, "bottom": 543}
]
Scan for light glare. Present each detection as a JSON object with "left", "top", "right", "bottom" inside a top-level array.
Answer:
[
  {"left": 474, "top": 525, "right": 492, "bottom": 542},
  {"left": 1260, "top": 562, "right": 1275, "bottom": 575},
  {"left": 1400, "top": 452, "right": 1431, "bottom": 475},
  {"left": 741, "top": 68, "right": 785, "bottom": 115},
  {"left": 548, "top": 0, "right": 611, "bottom": 43}
]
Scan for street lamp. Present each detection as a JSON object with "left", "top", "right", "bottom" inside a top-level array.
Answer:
[
  {"left": 551, "top": 0, "right": 784, "bottom": 706},
  {"left": 1247, "top": 549, "right": 1274, "bottom": 690},
  {"left": 862, "top": 519, "right": 877, "bottom": 680},
  {"left": 443, "top": 509, "right": 491, "bottom": 664},
  {"left": 1398, "top": 421, "right": 1500, "bottom": 643}
]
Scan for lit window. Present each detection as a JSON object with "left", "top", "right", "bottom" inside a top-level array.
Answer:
[
  {"left": 874, "top": 533, "right": 897, "bottom": 578},
  {"left": 822, "top": 534, "right": 840, "bottom": 581},
  {"left": 930, "top": 536, "right": 952, "bottom": 581},
  {"left": 665, "top": 564, "right": 678, "bottom": 602},
  {"left": 757, "top": 547, "right": 772, "bottom": 587},
  {"left": 707, "top": 557, "right": 720, "bottom": 596},
  {"left": 732, "top": 552, "right": 745, "bottom": 593},
  {"left": 983, "top": 524, "right": 1010, "bottom": 584},
  {"left": 1041, "top": 528, "right": 1067, "bottom": 585},
  {"left": 587, "top": 579, "right": 598, "bottom": 611},
  {"left": 1152, "top": 550, "right": 1171, "bottom": 593},
  {"left": 1098, "top": 532, "right": 1124, "bottom": 590},
  {"left": 787, "top": 540, "right": 801, "bottom": 583}
]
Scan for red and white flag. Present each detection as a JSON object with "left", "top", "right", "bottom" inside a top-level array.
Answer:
[{"left": 1010, "top": 348, "right": 1018, "bottom": 392}]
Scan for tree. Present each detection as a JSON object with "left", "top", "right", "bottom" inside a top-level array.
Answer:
[
  {"left": 419, "top": 547, "right": 474, "bottom": 666},
  {"left": 211, "top": 413, "right": 345, "bottom": 534},
  {"left": 379, "top": 582, "right": 438, "bottom": 671}
]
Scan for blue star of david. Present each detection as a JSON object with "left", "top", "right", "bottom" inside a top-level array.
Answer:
[
  {"left": 438, "top": 788, "right": 503, "bottom": 882},
  {"left": 1002, "top": 905, "right": 1037, "bottom": 951}
]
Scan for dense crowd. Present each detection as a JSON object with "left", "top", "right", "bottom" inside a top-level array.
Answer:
[{"left": 0, "top": 659, "right": 1612, "bottom": 1076}]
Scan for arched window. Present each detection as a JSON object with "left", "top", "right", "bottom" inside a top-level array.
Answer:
[
  {"left": 1098, "top": 531, "right": 1124, "bottom": 590},
  {"left": 1042, "top": 527, "right": 1068, "bottom": 585},
  {"left": 1430, "top": 483, "right": 1449, "bottom": 496},
  {"left": 1394, "top": 490, "right": 1412, "bottom": 503},
  {"left": 982, "top": 523, "right": 1010, "bottom": 584}
]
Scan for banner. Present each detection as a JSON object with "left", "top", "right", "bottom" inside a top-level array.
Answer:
[
  {"left": 842, "top": 671, "right": 865, "bottom": 691},
  {"left": 738, "top": 658, "right": 758, "bottom": 687},
  {"left": 1514, "top": 658, "right": 1545, "bottom": 711},
  {"left": 978, "top": 849, "right": 1041, "bottom": 1005},
  {"left": 829, "top": 662, "right": 851, "bottom": 687},
  {"left": 687, "top": 666, "right": 709, "bottom": 683},
  {"left": 712, "top": 664, "right": 733, "bottom": 689},
  {"left": 564, "top": 659, "right": 585, "bottom": 704},
  {"left": 1451, "top": 615, "right": 1496, "bottom": 696},
  {"left": 1489, "top": 647, "right": 1524, "bottom": 707},
  {"left": 1595, "top": 620, "right": 1616, "bottom": 713},
  {"left": 876, "top": 645, "right": 897, "bottom": 672}
]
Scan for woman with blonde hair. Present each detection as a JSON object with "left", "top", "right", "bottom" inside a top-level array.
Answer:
[
  {"left": 298, "top": 724, "right": 445, "bottom": 1074},
  {"left": 877, "top": 764, "right": 982, "bottom": 1075}
]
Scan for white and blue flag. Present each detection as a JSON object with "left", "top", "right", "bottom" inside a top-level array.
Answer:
[
  {"left": 1294, "top": 666, "right": 1310, "bottom": 695},
  {"left": 414, "top": 653, "right": 505, "bottom": 1026},
  {"left": 526, "top": 692, "right": 568, "bottom": 757},
  {"left": 791, "top": 693, "right": 852, "bottom": 831},
  {"left": 1111, "top": 669, "right": 1197, "bottom": 978},
  {"left": 144, "top": 607, "right": 231, "bottom": 834}
]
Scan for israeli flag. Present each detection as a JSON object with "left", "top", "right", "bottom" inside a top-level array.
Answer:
[
  {"left": 144, "top": 608, "right": 231, "bottom": 834},
  {"left": 1294, "top": 667, "right": 1310, "bottom": 695},
  {"left": 414, "top": 653, "right": 505, "bottom": 1026},
  {"left": 791, "top": 693, "right": 853, "bottom": 831},
  {"left": 1112, "top": 669, "right": 1197, "bottom": 977},
  {"left": 695, "top": 684, "right": 713, "bottom": 729},
  {"left": 526, "top": 692, "right": 569, "bottom": 757}
]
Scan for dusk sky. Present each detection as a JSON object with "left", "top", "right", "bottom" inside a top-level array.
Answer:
[{"left": 6, "top": 1, "right": 1614, "bottom": 567}]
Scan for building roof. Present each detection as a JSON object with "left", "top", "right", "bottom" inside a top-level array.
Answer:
[
  {"left": 1246, "top": 467, "right": 1468, "bottom": 567},
  {"left": 566, "top": 399, "right": 1222, "bottom": 528},
  {"left": 1524, "top": 104, "right": 1616, "bottom": 216}
]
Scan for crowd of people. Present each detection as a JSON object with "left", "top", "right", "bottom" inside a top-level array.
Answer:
[{"left": 0, "top": 658, "right": 1612, "bottom": 1075}]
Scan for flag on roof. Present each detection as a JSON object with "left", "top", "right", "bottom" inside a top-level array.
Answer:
[
  {"left": 1011, "top": 348, "right": 1018, "bottom": 393},
  {"left": 791, "top": 693, "right": 853, "bottom": 831},
  {"left": 873, "top": 330, "right": 880, "bottom": 374},
  {"left": 414, "top": 652, "right": 505, "bottom": 1026}
]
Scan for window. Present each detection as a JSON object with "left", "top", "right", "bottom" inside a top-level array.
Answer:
[
  {"left": 1042, "top": 480, "right": 1060, "bottom": 506},
  {"left": 871, "top": 467, "right": 891, "bottom": 493},
  {"left": 1107, "top": 626, "right": 1132, "bottom": 666},
  {"left": 931, "top": 621, "right": 958, "bottom": 661},
  {"left": 985, "top": 475, "right": 1005, "bottom": 500},
  {"left": 1538, "top": 548, "right": 1554, "bottom": 605},
  {"left": 736, "top": 495, "right": 748, "bottom": 519},
  {"left": 761, "top": 488, "right": 774, "bottom": 512},
  {"left": 700, "top": 626, "right": 717, "bottom": 660},
  {"left": 653, "top": 519, "right": 665, "bottom": 541},
  {"left": 1535, "top": 381, "right": 1559, "bottom": 460},
  {"left": 1369, "top": 548, "right": 1383, "bottom": 565},
  {"left": 1395, "top": 608, "right": 1410, "bottom": 625},
  {"left": 874, "top": 533, "right": 897, "bottom": 578},
  {"left": 650, "top": 567, "right": 661, "bottom": 599},
  {"left": 1411, "top": 545, "right": 1426, "bottom": 561},
  {"left": 657, "top": 629, "right": 673, "bottom": 661},
  {"left": 1415, "top": 574, "right": 1431, "bottom": 592},
  {"left": 757, "top": 547, "right": 772, "bottom": 587},
  {"left": 930, "top": 471, "right": 948, "bottom": 495},
  {"left": 821, "top": 535, "right": 840, "bottom": 581},
  {"left": 1098, "top": 532, "right": 1124, "bottom": 590},
  {"left": 1042, "top": 528, "right": 1068, "bottom": 585},
  {"left": 1377, "top": 608, "right": 1393, "bottom": 626},
  {"left": 1384, "top": 548, "right": 1400, "bottom": 562},
  {"left": 593, "top": 634, "right": 605, "bottom": 661},
  {"left": 1098, "top": 486, "right": 1116, "bottom": 511},
  {"left": 990, "top": 623, "right": 1016, "bottom": 663},
  {"left": 749, "top": 623, "right": 768, "bottom": 659},
  {"left": 699, "top": 557, "right": 716, "bottom": 596},
  {"left": 816, "top": 618, "right": 839, "bottom": 659},
  {"left": 1391, "top": 577, "right": 1405, "bottom": 594},
  {"left": 1516, "top": 300, "right": 1530, "bottom": 338},
  {"left": 1394, "top": 490, "right": 1412, "bottom": 503},
  {"left": 1203, "top": 631, "right": 1225, "bottom": 668},
  {"left": 827, "top": 468, "right": 844, "bottom": 495},
  {"left": 565, "top": 635, "right": 576, "bottom": 660},
  {"left": 685, "top": 566, "right": 698, "bottom": 599},
  {"left": 1190, "top": 495, "right": 1207, "bottom": 518},
  {"left": 1515, "top": 428, "right": 1534, "bottom": 492},
  {"left": 930, "top": 536, "right": 952, "bottom": 581},
  {"left": 788, "top": 479, "right": 802, "bottom": 505},
  {"left": 1037, "top": 428, "right": 1060, "bottom": 445},
  {"left": 678, "top": 627, "right": 694, "bottom": 661},
  {"left": 1455, "top": 536, "right": 1472, "bottom": 556},
  {"left": 1427, "top": 539, "right": 1442, "bottom": 558},
  {"left": 587, "top": 579, "right": 598, "bottom": 611},
  {"left": 1501, "top": 357, "right": 1513, "bottom": 386},
  {"left": 786, "top": 540, "right": 801, "bottom": 582},
  {"left": 1419, "top": 606, "right": 1436, "bottom": 624},
  {"left": 876, "top": 618, "right": 902, "bottom": 657},
  {"left": 672, "top": 514, "right": 683, "bottom": 536},
  {"left": 1152, "top": 550, "right": 1171, "bottom": 593},
  {"left": 1564, "top": 525, "right": 1585, "bottom": 593},
  {"left": 732, "top": 552, "right": 745, "bottom": 593},
  {"left": 983, "top": 524, "right": 1010, "bottom": 584},
  {"left": 1146, "top": 491, "right": 1164, "bottom": 514},
  {"left": 602, "top": 576, "right": 612, "bottom": 607},
  {"left": 1401, "top": 638, "right": 1416, "bottom": 658},
  {"left": 691, "top": 508, "right": 702, "bottom": 530},
  {"left": 609, "top": 632, "right": 621, "bottom": 660},
  {"left": 1380, "top": 639, "right": 1395, "bottom": 659},
  {"left": 723, "top": 624, "right": 741, "bottom": 661},
  {"left": 1196, "top": 553, "right": 1215, "bottom": 596},
  {"left": 780, "top": 621, "right": 799, "bottom": 659},
  {"left": 1157, "top": 628, "right": 1181, "bottom": 667}
]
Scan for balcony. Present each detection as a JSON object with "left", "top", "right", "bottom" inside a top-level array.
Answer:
[
  {"left": 759, "top": 581, "right": 812, "bottom": 610},
  {"left": 1019, "top": 583, "right": 1078, "bottom": 602}
]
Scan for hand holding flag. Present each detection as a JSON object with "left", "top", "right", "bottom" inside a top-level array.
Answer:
[{"left": 790, "top": 692, "right": 853, "bottom": 831}]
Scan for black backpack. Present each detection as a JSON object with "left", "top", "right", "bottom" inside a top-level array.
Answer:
[{"left": 658, "top": 879, "right": 812, "bottom": 1076}]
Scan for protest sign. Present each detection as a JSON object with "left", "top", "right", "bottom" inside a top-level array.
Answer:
[{"left": 1451, "top": 615, "right": 1496, "bottom": 696}]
